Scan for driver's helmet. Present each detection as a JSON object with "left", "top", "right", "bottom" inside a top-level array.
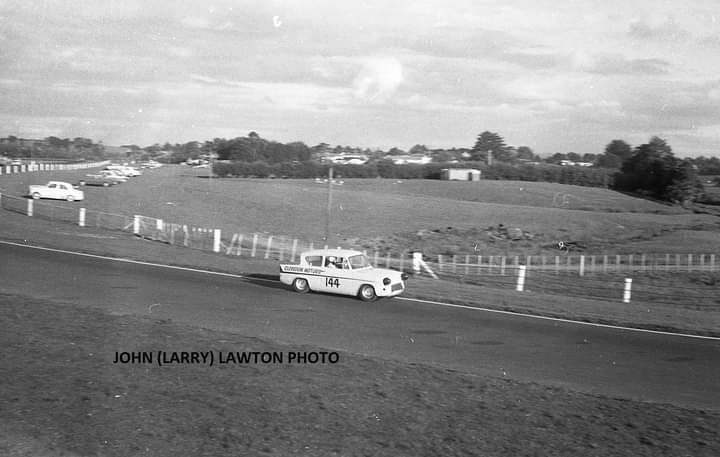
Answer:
[{"left": 327, "top": 256, "right": 336, "bottom": 263}]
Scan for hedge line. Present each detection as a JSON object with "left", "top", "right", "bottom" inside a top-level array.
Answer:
[{"left": 212, "top": 160, "right": 613, "bottom": 187}]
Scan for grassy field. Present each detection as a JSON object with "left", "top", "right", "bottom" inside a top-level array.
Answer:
[{"left": 1, "top": 165, "right": 718, "bottom": 257}]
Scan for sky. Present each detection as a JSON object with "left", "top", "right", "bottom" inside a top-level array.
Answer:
[{"left": 1, "top": 0, "right": 719, "bottom": 157}]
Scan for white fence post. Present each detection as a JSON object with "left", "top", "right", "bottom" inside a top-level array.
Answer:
[
  {"left": 623, "top": 278, "right": 632, "bottom": 303},
  {"left": 265, "top": 235, "right": 274, "bottom": 259},
  {"left": 413, "top": 252, "right": 422, "bottom": 275},
  {"left": 79, "top": 208, "right": 86, "bottom": 227},
  {"left": 27, "top": 199, "right": 33, "bottom": 216},
  {"left": 291, "top": 239, "right": 298, "bottom": 261},
  {"left": 213, "top": 229, "right": 221, "bottom": 253},
  {"left": 412, "top": 252, "right": 438, "bottom": 279},
  {"left": 579, "top": 255, "right": 585, "bottom": 276},
  {"left": 251, "top": 234, "right": 258, "bottom": 257},
  {"left": 516, "top": 266, "right": 527, "bottom": 292},
  {"left": 133, "top": 215, "right": 141, "bottom": 235}
]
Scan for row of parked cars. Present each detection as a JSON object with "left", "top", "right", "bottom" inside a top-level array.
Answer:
[
  {"left": 27, "top": 162, "right": 157, "bottom": 201},
  {"left": 79, "top": 164, "right": 143, "bottom": 187}
]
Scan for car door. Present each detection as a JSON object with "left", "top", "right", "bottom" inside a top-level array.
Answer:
[
  {"left": 303, "top": 255, "right": 327, "bottom": 291},
  {"left": 45, "top": 183, "right": 59, "bottom": 198},
  {"left": 56, "top": 183, "right": 69, "bottom": 198}
]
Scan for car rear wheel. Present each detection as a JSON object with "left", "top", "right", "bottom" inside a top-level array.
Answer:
[
  {"left": 32, "top": 192, "right": 41, "bottom": 200},
  {"left": 103, "top": 182, "right": 109, "bottom": 187},
  {"left": 292, "top": 278, "right": 310, "bottom": 293},
  {"left": 66, "top": 195, "right": 75, "bottom": 202},
  {"left": 358, "top": 284, "right": 377, "bottom": 302}
]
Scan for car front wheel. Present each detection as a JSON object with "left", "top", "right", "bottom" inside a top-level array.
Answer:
[
  {"left": 292, "top": 277, "right": 310, "bottom": 293},
  {"left": 66, "top": 195, "right": 75, "bottom": 201},
  {"left": 32, "top": 192, "right": 41, "bottom": 200},
  {"left": 358, "top": 284, "right": 377, "bottom": 302}
]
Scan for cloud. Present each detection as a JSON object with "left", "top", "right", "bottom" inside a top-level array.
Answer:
[
  {"left": 352, "top": 57, "right": 404, "bottom": 103},
  {"left": 628, "top": 18, "right": 690, "bottom": 41},
  {"left": 578, "top": 53, "right": 670, "bottom": 75}
]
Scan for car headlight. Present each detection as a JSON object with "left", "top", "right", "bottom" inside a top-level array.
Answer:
[
  {"left": 401, "top": 273, "right": 408, "bottom": 281},
  {"left": 383, "top": 278, "right": 391, "bottom": 286}
]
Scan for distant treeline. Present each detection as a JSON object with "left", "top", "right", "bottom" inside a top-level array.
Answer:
[
  {"left": 212, "top": 160, "right": 613, "bottom": 187},
  {"left": 0, "top": 136, "right": 105, "bottom": 159}
]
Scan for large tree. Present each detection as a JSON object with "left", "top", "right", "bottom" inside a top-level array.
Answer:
[
  {"left": 516, "top": 146, "right": 536, "bottom": 161},
  {"left": 597, "top": 139, "right": 633, "bottom": 168},
  {"left": 613, "top": 136, "right": 703, "bottom": 203},
  {"left": 471, "top": 131, "right": 511, "bottom": 163}
]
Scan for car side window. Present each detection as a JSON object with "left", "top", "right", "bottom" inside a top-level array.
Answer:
[
  {"left": 48, "top": 184, "right": 56, "bottom": 188},
  {"left": 59, "top": 185, "right": 67, "bottom": 190},
  {"left": 305, "top": 256, "right": 323, "bottom": 267}
]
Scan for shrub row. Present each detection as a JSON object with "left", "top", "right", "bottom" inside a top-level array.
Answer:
[{"left": 212, "top": 160, "right": 614, "bottom": 187}]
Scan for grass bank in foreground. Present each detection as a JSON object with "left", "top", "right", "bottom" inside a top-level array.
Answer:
[{"left": 1, "top": 294, "right": 718, "bottom": 457}]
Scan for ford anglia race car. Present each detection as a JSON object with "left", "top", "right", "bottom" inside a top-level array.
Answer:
[{"left": 279, "top": 249, "right": 408, "bottom": 301}]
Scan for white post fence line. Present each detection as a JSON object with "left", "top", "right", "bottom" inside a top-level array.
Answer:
[{"left": 79, "top": 208, "right": 86, "bottom": 227}]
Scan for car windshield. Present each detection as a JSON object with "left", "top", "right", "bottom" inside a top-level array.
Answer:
[{"left": 348, "top": 254, "right": 371, "bottom": 269}]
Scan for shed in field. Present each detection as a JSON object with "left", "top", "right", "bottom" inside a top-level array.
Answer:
[{"left": 441, "top": 168, "right": 481, "bottom": 181}]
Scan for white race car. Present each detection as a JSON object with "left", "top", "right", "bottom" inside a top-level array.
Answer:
[{"left": 280, "top": 249, "right": 407, "bottom": 301}]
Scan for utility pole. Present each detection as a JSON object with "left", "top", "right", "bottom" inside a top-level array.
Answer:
[{"left": 325, "top": 166, "right": 333, "bottom": 243}]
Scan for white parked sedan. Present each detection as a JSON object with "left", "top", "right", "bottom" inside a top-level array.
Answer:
[
  {"left": 28, "top": 181, "right": 84, "bottom": 201},
  {"left": 279, "top": 249, "right": 407, "bottom": 301}
]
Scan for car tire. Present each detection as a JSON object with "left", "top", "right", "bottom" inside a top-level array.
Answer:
[
  {"left": 79, "top": 181, "right": 86, "bottom": 186},
  {"left": 66, "top": 195, "right": 75, "bottom": 202},
  {"left": 292, "top": 278, "right": 310, "bottom": 293},
  {"left": 103, "top": 182, "right": 109, "bottom": 187},
  {"left": 32, "top": 192, "right": 41, "bottom": 200},
  {"left": 358, "top": 284, "right": 377, "bottom": 302}
]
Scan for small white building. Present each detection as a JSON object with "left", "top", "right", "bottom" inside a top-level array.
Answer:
[{"left": 441, "top": 168, "right": 481, "bottom": 181}]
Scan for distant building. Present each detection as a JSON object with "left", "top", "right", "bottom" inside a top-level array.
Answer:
[
  {"left": 441, "top": 168, "right": 481, "bottom": 181},
  {"left": 325, "top": 154, "right": 369, "bottom": 165},
  {"left": 560, "top": 160, "right": 594, "bottom": 167},
  {"left": 389, "top": 154, "right": 432, "bottom": 165}
]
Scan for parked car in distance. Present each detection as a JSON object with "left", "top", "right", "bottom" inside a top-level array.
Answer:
[
  {"left": 105, "top": 165, "right": 141, "bottom": 177},
  {"left": 279, "top": 249, "right": 408, "bottom": 301},
  {"left": 138, "top": 160, "right": 162, "bottom": 168},
  {"left": 79, "top": 173, "right": 118, "bottom": 187},
  {"left": 98, "top": 169, "right": 129, "bottom": 183},
  {"left": 28, "top": 181, "right": 84, "bottom": 201}
]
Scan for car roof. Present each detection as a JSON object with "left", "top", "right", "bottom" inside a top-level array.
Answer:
[{"left": 300, "top": 248, "right": 365, "bottom": 258}]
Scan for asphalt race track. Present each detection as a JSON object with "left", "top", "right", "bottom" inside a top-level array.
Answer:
[{"left": 1, "top": 241, "right": 719, "bottom": 411}]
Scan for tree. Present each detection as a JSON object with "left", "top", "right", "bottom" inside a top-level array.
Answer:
[
  {"left": 581, "top": 153, "right": 597, "bottom": 164},
  {"left": 409, "top": 144, "right": 429, "bottom": 155},
  {"left": 516, "top": 146, "right": 536, "bottom": 161},
  {"left": 566, "top": 152, "right": 581, "bottom": 162},
  {"left": 605, "top": 139, "right": 633, "bottom": 160},
  {"left": 613, "top": 136, "right": 704, "bottom": 203},
  {"left": 598, "top": 139, "right": 632, "bottom": 168},
  {"left": 471, "top": 131, "right": 510, "bottom": 163}
]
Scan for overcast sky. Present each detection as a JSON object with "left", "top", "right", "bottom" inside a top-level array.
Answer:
[{"left": 1, "top": 0, "right": 719, "bottom": 156}]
